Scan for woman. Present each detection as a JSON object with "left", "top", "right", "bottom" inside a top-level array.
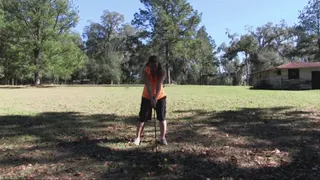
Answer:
[{"left": 133, "top": 55, "right": 167, "bottom": 145}]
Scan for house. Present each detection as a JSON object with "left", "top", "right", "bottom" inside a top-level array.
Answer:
[{"left": 251, "top": 62, "right": 320, "bottom": 90}]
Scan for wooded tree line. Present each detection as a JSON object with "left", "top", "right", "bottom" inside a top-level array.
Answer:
[{"left": 0, "top": 0, "right": 319, "bottom": 86}]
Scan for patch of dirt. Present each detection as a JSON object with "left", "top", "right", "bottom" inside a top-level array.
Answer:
[{"left": 0, "top": 108, "right": 320, "bottom": 179}]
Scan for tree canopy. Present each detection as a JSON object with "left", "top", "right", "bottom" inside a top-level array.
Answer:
[{"left": 0, "top": 0, "right": 318, "bottom": 86}]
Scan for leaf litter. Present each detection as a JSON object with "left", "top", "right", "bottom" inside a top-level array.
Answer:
[{"left": 0, "top": 87, "right": 320, "bottom": 179}]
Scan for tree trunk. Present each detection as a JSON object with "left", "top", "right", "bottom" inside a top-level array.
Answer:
[
  {"left": 5, "top": 59, "right": 9, "bottom": 85},
  {"left": 166, "top": 63, "right": 170, "bottom": 84},
  {"left": 33, "top": 48, "right": 41, "bottom": 86},
  {"left": 245, "top": 52, "right": 250, "bottom": 85},
  {"left": 34, "top": 71, "right": 40, "bottom": 86},
  {"left": 206, "top": 76, "right": 208, "bottom": 85},
  {"left": 165, "top": 43, "right": 171, "bottom": 84}
]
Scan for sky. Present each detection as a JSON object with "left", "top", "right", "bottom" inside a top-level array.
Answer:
[{"left": 73, "top": 0, "right": 309, "bottom": 46}]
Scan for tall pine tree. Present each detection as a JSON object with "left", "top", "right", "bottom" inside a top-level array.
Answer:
[{"left": 132, "top": 0, "right": 201, "bottom": 84}]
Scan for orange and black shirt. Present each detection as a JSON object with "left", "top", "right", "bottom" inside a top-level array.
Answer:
[{"left": 142, "top": 66, "right": 166, "bottom": 100}]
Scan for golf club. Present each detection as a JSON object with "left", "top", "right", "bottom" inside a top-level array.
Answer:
[{"left": 153, "top": 107, "right": 158, "bottom": 152}]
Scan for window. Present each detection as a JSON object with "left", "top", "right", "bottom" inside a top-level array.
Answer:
[
  {"left": 288, "top": 69, "right": 299, "bottom": 79},
  {"left": 276, "top": 70, "right": 281, "bottom": 76}
]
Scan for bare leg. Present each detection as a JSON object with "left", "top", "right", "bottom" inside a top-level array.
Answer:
[
  {"left": 136, "top": 121, "right": 145, "bottom": 139},
  {"left": 140, "top": 124, "right": 145, "bottom": 137},
  {"left": 159, "top": 120, "right": 167, "bottom": 139}
]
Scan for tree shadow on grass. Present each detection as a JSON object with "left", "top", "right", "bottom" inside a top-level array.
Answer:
[
  {"left": 0, "top": 87, "right": 27, "bottom": 89},
  {"left": 0, "top": 85, "right": 59, "bottom": 89},
  {"left": 0, "top": 112, "right": 144, "bottom": 179},
  {"left": 0, "top": 112, "right": 217, "bottom": 179},
  {"left": 170, "top": 106, "right": 320, "bottom": 179},
  {"left": 1, "top": 107, "right": 319, "bottom": 179}
]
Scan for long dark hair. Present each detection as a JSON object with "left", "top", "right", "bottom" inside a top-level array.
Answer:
[{"left": 145, "top": 55, "right": 164, "bottom": 77}]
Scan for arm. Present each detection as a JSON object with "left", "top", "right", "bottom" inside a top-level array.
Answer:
[
  {"left": 141, "top": 69, "right": 153, "bottom": 99},
  {"left": 154, "top": 70, "right": 166, "bottom": 100}
]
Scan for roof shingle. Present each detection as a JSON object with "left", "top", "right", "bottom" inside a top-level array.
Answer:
[
  {"left": 277, "top": 62, "right": 320, "bottom": 69},
  {"left": 252, "top": 62, "right": 320, "bottom": 74}
]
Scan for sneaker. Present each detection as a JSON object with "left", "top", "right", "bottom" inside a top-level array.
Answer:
[
  {"left": 158, "top": 138, "right": 168, "bottom": 145},
  {"left": 133, "top": 138, "right": 140, "bottom": 145}
]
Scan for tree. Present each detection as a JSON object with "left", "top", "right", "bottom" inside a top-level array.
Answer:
[
  {"left": 83, "top": 10, "right": 127, "bottom": 84},
  {"left": 132, "top": 0, "right": 201, "bottom": 84},
  {"left": 218, "top": 55, "right": 245, "bottom": 86},
  {"left": 120, "top": 24, "right": 150, "bottom": 84},
  {"left": 0, "top": 1, "right": 33, "bottom": 85},
  {"left": 0, "top": 0, "right": 3, "bottom": 27},
  {"left": 248, "top": 21, "right": 296, "bottom": 71},
  {"left": 0, "top": 1, "right": 4, "bottom": 80},
  {"left": 2, "top": 0, "right": 83, "bottom": 85},
  {"left": 223, "top": 31, "right": 258, "bottom": 85},
  {"left": 43, "top": 32, "right": 87, "bottom": 82},
  {"left": 219, "top": 21, "right": 295, "bottom": 85},
  {"left": 291, "top": 25, "right": 318, "bottom": 61},
  {"left": 193, "top": 26, "right": 219, "bottom": 84},
  {"left": 296, "top": 0, "right": 320, "bottom": 60}
]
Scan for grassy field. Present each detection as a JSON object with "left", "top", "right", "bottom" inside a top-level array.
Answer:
[{"left": 0, "top": 85, "right": 319, "bottom": 179}]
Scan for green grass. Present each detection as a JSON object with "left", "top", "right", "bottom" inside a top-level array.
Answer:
[{"left": 0, "top": 85, "right": 319, "bottom": 179}]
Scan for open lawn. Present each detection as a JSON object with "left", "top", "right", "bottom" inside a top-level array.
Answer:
[{"left": 0, "top": 85, "right": 319, "bottom": 179}]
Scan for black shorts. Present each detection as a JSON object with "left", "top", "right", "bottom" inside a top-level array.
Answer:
[{"left": 139, "top": 96, "right": 166, "bottom": 122}]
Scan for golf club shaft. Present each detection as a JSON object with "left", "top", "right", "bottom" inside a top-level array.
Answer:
[
  {"left": 154, "top": 108, "right": 157, "bottom": 149},
  {"left": 154, "top": 108, "right": 156, "bottom": 138}
]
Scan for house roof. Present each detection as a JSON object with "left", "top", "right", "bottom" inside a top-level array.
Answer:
[
  {"left": 277, "top": 62, "right": 320, "bottom": 69},
  {"left": 252, "top": 62, "right": 320, "bottom": 75}
]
